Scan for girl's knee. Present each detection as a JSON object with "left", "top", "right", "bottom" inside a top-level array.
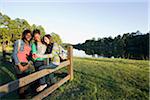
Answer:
[{"left": 39, "top": 66, "right": 45, "bottom": 70}]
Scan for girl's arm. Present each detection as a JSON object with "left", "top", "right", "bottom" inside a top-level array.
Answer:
[
  {"left": 36, "top": 54, "right": 52, "bottom": 58},
  {"left": 31, "top": 43, "right": 39, "bottom": 60},
  {"left": 31, "top": 43, "right": 37, "bottom": 54},
  {"left": 36, "top": 43, "right": 59, "bottom": 58},
  {"left": 12, "top": 40, "right": 20, "bottom": 65}
]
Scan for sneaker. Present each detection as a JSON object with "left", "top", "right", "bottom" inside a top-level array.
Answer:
[{"left": 36, "top": 84, "right": 47, "bottom": 92}]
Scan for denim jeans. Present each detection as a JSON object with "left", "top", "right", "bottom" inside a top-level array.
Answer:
[
  {"left": 38, "top": 63, "right": 58, "bottom": 85},
  {"left": 33, "top": 61, "right": 44, "bottom": 71}
]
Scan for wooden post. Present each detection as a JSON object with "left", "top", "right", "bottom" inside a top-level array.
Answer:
[
  {"left": 0, "top": 46, "right": 74, "bottom": 98},
  {"left": 32, "top": 75, "right": 70, "bottom": 100},
  {"left": 0, "top": 61, "right": 70, "bottom": 96},
  {"left": 67, "top": 46, "right": 73, "bottom": 81}
]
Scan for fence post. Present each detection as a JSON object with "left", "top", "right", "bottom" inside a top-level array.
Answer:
[{"left": 67, "top": 46, "right": 73, "bottom": 81}]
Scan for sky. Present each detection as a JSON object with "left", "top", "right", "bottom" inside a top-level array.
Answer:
[{"left": 0, "top": 0, "right": 149, "bottom": 44}]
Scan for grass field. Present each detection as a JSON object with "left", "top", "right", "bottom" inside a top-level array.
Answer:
[{"left": 0, "top": 57, "right": 149, "bottom": 100}]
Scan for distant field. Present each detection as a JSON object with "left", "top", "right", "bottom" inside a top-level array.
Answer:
[{"left": 0, "top": 57, "right": 149, "bottom": 100}]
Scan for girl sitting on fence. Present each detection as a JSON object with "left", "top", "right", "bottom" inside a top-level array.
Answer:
[
  {"left": 31, "top": 29, "right": 47, "bottom": 71},
  {"left": 12, "top": 29, "right": 35, "bottom": 98},
  {"left": 33, "top": 34, "right": 67, "bottom": 92}
]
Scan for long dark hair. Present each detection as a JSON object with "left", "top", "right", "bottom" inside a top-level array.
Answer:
[
  {"left": 22, "top": 29, "right": 32, "bottom": 42},
  {"left": 42, "top": 34, "right": 53, "bottom": 45},
  {"left": 43, "top": 34, "right": 54, "bottom": 54}
]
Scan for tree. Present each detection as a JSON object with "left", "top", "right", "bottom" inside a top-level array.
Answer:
[
  {"left": 0, "top": 11, "right": 46, "bottom": 46},
  {"left": 51, "top": 32, "right": 62, "bottom": 45},
  {"left": 31, "top": 24, "right": 46, "bottom": 36},
  {"left": 37, "top": 25, "right": 46, "bottom": 36},
  {"left": 73, "top": 31, "right": 149, "bottom": 60}
]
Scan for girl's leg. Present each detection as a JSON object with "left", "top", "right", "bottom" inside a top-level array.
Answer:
[
  {"left": 38, "top": 63, "right": 58, "bottom": 85},
  {"left": 47, "top": 63, "right": 58, "bottom": 84},
  {"left": 36, "top": 64, "right": 57, "bottom": 92},
  {"left": 38, "top": 65, "right": 48, "bottom": 85},
  {"left": 34, "top": 61, "right": 44, "bottom": 84},
  {"left": 17, "top": 73, "right": 29, "bottom": 98}
]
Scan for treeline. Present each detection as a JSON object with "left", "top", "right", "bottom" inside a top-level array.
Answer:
[
  {"left": 0, "top": 12, "right": 63, "bottom": 48},
  {"left": 73, "top": 31, "right": 149, "bottom": 60},
  {"left": 0, "top": 12, "right": 46, "bottom": 46}
]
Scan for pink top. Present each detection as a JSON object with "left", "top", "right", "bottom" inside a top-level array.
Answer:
[{"left": 17, "top": 44, "right": 31, "bottom": 63}]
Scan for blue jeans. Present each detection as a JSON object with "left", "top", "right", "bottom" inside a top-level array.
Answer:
[{"left": 38, "top": 63, "right": 58, "bottom": 85}]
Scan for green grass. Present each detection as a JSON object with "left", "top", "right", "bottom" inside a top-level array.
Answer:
[
  {"left": 45, "top": 57, "right": 149, "bottom": 100},
  {"left": 0, "top": 57, "right": 149, "bottom": 100}
]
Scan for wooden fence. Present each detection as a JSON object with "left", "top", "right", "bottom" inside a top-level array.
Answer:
[{"left": 0, "top": 46, "right": 73, "bottom": 100}]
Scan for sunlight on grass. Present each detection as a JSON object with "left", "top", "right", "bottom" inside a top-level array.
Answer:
[
  {"left": 0, "top": 57, "right": 149, "bottom": 99},
  {"left": 45, "top": 57, "right": 149, "bottom": 100}
]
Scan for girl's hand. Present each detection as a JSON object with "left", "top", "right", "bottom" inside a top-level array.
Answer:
[
  {"left": 18, "top": 64, "right": 29, "bottom": 72},
  {"left": 32, "top": 54, "right": 38, "bottom": 59}
]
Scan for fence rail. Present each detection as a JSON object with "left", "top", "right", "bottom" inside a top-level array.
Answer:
[{"left": 0, "top": 46, "right": 73, "bottom": 99}]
